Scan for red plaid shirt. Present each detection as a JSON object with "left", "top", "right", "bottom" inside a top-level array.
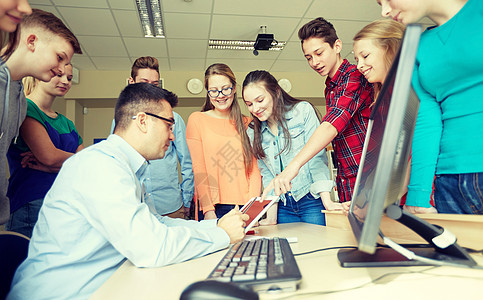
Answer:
[{"left": 322, "top": 59, "right": 373, "bottom": 202}]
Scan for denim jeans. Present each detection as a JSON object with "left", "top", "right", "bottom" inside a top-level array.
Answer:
[
  {"left": 198, "top": 204, "right": 235, "bottom": 220},
  {"left": 434, "top": 173, "right": 483, "bottom": 214},
  {"left": 5, "top": 198, "right": 43, "bottom": 238},
  {"left": 278, "top": 192, "right": 326, "bottom": 225}
]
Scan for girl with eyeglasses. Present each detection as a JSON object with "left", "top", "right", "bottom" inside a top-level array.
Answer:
[
  {"left": 243, "top": 70, "right": 341, "bottom": 226},
  {"left": 186, "top": 63, "right": 261, "bottom": 220}
]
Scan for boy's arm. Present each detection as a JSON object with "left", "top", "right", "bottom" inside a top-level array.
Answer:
[
  {"left": 261, "top": 121, "right": 338, "bottom": 198},
  {"left": 262, "top": 67, "right": 372, "bottom": 199}
]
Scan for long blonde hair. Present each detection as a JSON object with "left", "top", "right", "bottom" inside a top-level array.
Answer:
[
  {"left": 353, "top": 19, "right": 405, "bottom": 99},
  {"left": 22, "top": 76, "right": 39, "bottom": 96}
]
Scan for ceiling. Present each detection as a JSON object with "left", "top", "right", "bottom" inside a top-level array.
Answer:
[{"left": 29, "top": 0, "right": 431, "bottom": 73}]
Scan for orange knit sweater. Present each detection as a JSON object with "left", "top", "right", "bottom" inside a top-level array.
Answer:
[{"left": 186, "top": 112, "right": 261, "bottom": 213}]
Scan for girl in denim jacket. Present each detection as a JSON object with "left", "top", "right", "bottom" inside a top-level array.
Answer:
[{"left": 243, "top": 70, "right": 342, "bottom": 225}]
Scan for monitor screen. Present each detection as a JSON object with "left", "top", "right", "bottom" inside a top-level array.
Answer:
[{"left": 347, "top": 24, "right": 422, "bottom": 255}]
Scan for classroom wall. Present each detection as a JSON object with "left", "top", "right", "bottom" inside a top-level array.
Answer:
[{"left": 61, "top": 69, "right": 328, "bottom": 146}]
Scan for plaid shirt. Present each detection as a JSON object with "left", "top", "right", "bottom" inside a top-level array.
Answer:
[{"left": 322, "top": 59, "right": 373, "bottom": 202}]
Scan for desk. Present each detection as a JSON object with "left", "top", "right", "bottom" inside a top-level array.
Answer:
[
  {"left": 91, "top": 223, "right": 483, "bottom": 300},
  {"left": 324, "top": 211, "right": 483, "bottom": 250}
]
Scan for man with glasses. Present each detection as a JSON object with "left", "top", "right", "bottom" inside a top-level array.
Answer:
[
  {"left": 111, "top": 56, "right": 194, "bottom": 219},
  {"left": 8, "top": 83, "right": 249, "bottom": 300}
]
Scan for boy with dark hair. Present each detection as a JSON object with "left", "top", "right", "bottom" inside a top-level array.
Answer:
[
  {"left": 262, "top": 17, "right": 373, "bottom": 204},
  {"left": 0, "top": 8, "right": 81, "bottom": 224}
]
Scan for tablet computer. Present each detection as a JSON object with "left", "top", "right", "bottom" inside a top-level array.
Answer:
[{"left": 240, "top": 196, "right": 279, "bottom": 233}]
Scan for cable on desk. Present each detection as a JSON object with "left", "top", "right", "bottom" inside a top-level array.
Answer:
[
  {"left": 293, "top": 246, "right": 357, "bottom": 257},
  {"left": 272, "top": 266, "right": 438, "bottom": 300},
  {"left": 462, "top": 247, "right": 483, "bottom": 254},
  {"left": 273, "top": 265, "right": 483, "bottom": 300},
  {"left": 381, "top": 235, "right": 483, "bottom": 270}
]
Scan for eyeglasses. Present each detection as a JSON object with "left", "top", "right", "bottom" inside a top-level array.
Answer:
[
  {"left": 132, "top": 112, "right": 175, "bottom": 131},
  {"left": 207, "top": 86, "right": 234, "bottom": 98}
]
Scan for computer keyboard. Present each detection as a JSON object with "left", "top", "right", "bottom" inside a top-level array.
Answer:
[{"left": 207, "top": 237, "right": 302, "bottom": 292}]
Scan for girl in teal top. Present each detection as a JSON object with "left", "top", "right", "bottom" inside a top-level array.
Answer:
[
  {"left": 6, "top": 64, "right": 84, "bottom": 237},
  {"left": 379, "top": 0, "right": 483, "bottom": 214}
]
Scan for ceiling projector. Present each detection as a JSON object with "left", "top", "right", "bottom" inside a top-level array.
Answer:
[
  {"left": 253, "top": 25, "right": 276, "bottom": 56},
  {"left": 253, "top": 33, "right": 274, "bottom": 56}
]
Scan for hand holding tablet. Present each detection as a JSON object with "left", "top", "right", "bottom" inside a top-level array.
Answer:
[{"left": 240, "top": 196, "right": 279, "bottom": 233}]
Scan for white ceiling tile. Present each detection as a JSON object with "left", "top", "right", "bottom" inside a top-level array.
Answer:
[
  {"left": 291, "top": 19, "right": 370, "bottom": 44},
  {"left": 170, "top": 59, "right": 206, "bottom": 71},
  {"left": 154, "top": 58, "right": 171, "bottom": 72},
  {"left": 210, "top": 15, "right": 299, "bottom": 41},
  {"left": 90, "top": 57, "right": 132, "bottom": 70},
  {"left": 113, "top": 10, "right": 143, "bottom": 37},
  {"left": 167, "top": 39, "right": 207, "bottom": 58},
  {"left": 71, "top": 55, "right": 96, "bottom": 70},
  {"left": 30, "top": 4, "right": 63, "bottom": 19},
  {"left": 162, "top": 0, "right": 213, "bottom": 13},
  {"left": 29, "top": 0, "right": 53, "bottom": 5},
  {"left": 330, "top": 20, "right": 372, "bottom": 44},
  {"left": 213, "top": 0, "right": 311, "bottom": 17},
  {"left": 270, "top": 60, "right": 312, "bottom": 73},
  {"left": 205, "top": 59, "right": 273, "bottom": 72},
  {"left": 127, "top": 56, "right": 171, "bottom": 72},
  {"left": 124, "top": 37, "right": 168, "bottom": 58},
  {"left": 277, "top": 42, "right": 305, "bottom": 61},
  {"left": 51, "top": 0, "right": 109, "bottom": 8},
  {"left": 107, "top": 0, "right": 136, "bottom": 10},
  {"left": 28, "top": 0, "right": 428, "bottom": 72},
  {"left": 77, "top": 36, "right": 128, "bottom": 57},
  {"left": 207, "top": 49, "right": 280, "bottom": 60},
  {"left": 58, "top": 7, "right": 119, "bottom": 36},
  {"left": 305, "top": 0, "right": 381, "bottom": 21},
  {"left": 164, "top": 13, "right": 211, "bottom": 39}
]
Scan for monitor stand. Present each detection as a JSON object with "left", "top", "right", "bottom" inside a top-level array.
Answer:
[{"left": 338, "top": 205, "right": 477, "bottom": 268}]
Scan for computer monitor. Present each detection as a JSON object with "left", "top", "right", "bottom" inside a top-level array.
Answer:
[{"left": 338, "top": 24, "right": 476, "bottom": 267}]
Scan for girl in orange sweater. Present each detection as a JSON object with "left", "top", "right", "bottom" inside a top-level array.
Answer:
[{"left": 186, "top": 63, "right": 261, "bottom": 220}]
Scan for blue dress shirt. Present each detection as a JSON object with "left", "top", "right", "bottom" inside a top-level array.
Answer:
[
  {"left": 111, "top": 112, "right": 194, "bottom": 215},
  {"left": 8, "top": 134, "right": 229, "bottom": 300}
]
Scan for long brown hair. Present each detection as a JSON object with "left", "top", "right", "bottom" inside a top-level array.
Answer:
[
  {"left": 242, "top": 70, "right": 322, "bottom": 160},
  {"left": 203, "top": 63, "right": 253, "bottom": 174},
  {"left": 353, "top": 19, "right": 405, "bottom": 99}
]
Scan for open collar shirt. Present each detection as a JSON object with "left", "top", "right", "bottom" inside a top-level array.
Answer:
[{"left": 8, "top": 134, "right": 229, "bottom": 300}]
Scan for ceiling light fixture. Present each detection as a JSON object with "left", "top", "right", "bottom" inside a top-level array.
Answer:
[
  {"left": 135, "top": 0, "right": 165, "bottom": 38},
  {"left": 208, "top": 26, "right": 286, "bottom": 53}
]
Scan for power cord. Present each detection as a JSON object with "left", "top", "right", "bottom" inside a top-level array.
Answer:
[{"left": 293, "top": 246, "right": 357, "bottom": 256}]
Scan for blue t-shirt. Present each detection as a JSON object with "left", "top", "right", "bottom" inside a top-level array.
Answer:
[{"left": 7, "top": 99, "right": 82, "bottom": 212}]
